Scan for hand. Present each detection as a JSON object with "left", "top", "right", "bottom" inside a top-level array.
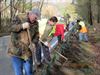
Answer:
[
  {"left": 22, "top": 22, "right": 30, "bottom": 29},
  {"left": 44, "top": 42, "right": 48, "bottom": 46},
  {"left": 29, "top": 43, "right": 36, "bottom": 52}
]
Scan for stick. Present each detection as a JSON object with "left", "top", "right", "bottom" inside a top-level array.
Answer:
[
  {"left": 27, "top": 29, "right": 37, "bottom": 71},
  {"left": 55, "top": 51, "right": 68, "bottom": 61}
]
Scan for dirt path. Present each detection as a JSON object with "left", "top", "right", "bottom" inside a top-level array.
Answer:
[{"left": 0, "top": 36, "right": 14, "bottom": 75}]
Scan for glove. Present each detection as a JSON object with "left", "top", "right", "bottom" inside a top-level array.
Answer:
[
  {"left": 22, "top": 22, "right": 30, "bottom": 29},
  {"left": 44, "top": 42, "right": 48, "bottom": 46},
  {"left": 44, "top": 42, "right": 51, "bottom": 48},
  {"left": 29, "top": 43, "right": 36, "bottom": 52}
]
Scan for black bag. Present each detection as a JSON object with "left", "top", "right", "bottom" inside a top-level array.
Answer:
[{"left": 40, "top": 42, "right": 51, "bottom": 63}]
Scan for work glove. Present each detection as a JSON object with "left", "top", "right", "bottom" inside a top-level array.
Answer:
[
  {"left": 22, "top": 22, "right": 30, "bottom": 29},
  {"left": 29, "top": 43, "right": 36, "bottom": 52},
  {"left": 44, "top": 42, "right": 48, "bottom": 46}
]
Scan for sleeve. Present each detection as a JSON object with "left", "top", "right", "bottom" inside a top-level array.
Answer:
[
  {"left": 48, "top": 26, "right": 55, "bottom": 36},
  {"left": 10, "top": 24, "right": 23, "bottom": 32},
  {"left": 61, "top": 24, "right": 64, "bottom": 40},
  {"left": 31, "top": 22, "right": 39, "bottom": 44}
]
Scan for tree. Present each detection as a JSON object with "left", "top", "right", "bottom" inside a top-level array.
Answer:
[
  {"left": 72, "top": 0, "right": 76, "bottom": 4},
  {"left": 10, "top": 0, "right": 14, "bottom": 21},
  {"left": 76, "top": 0, "right": 93, "bottom": 25},
  {"left": 42, "top": 5, "right": 57, "bottom": 18},
  {"left": 87, "top": 0, "right": 93, "bottom": 25},
  {"left": 97, "top": 0, "right": 100, "bottom": 23},
  {"left": 39, "top": 0, "right": 44, "bottom": 12},
  {"left": 22, "top": 0, "right": 26, "bottom": 13},
  {"left": 64, "top": 14, "right": 70, "bottom": 25},
  {"left": 0, "top": 0, "right": 2, "bottom": 28},
  {"left": 0, "top": 1, "right": 1, "bottom": 28},
  {"left": 30, "top": 0, "right": 32, "bottom": 10}
]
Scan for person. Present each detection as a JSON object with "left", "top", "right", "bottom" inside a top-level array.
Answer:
[
  {"left": 40, "top": 19, "right": 55, "bottom": 42},
  {"left": 48, "top": 24, "right": 56, "bottom": 38},
  {"left": 48, "top": 16, "right": 65, "bottom": 43},
  {"left": 78, "top": 20, "right": 88, "bottom": 42},
  {"left": 68, "top": 20, "right": 77, "bottom": 31},
  {"left": 8, "top": 9, "right": 40, "bottom": 75}
]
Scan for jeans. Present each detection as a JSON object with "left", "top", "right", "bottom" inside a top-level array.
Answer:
[
  {"left": 79, "top": 32, "right": 88, "bottom": 41},
  {"left": 11, "top": 56, "right": 33, "bottom": 75}
]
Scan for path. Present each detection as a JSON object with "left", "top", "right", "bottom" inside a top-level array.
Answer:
[{"left": 0, "top": 36, "right": 14, "bottom": 75}]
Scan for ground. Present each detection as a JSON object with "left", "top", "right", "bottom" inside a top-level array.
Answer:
[
  {"left": 44, "top": 22, "right": 100, "bottom": 75},
  {"left": 0, "top": 22, "right": 100, "bottom": 75}
]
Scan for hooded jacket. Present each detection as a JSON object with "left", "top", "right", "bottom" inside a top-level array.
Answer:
[{"left": 8, "top": 17, "right": 39, "bottom": 60}]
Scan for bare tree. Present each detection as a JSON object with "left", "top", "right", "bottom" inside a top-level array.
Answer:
[
  {"left": 72, "top": 0, "right": 76, "bottom": 4},
  {"left": 0, "top": 0, "right": 2, "bottom": 28},
  {"left": 87, "top": 0, "right": 93, "bottom": 25},
  {"left": 97, "top": 0, "right": 100, "bottom": 23},
  {"left": 10, "top": 0, "right": 19, "bottom": 21},
  {"left": 30, "top": 0, "right": 32, "bottom": 10},
  {"left": 10, "top": 0, "right": 13, "bottom": 21},
  {"left": 39, "top": 0, "right": 44, "bottom": 12},
  {"left": 22, "top": 0, "right": 26, "bottom": 13}
]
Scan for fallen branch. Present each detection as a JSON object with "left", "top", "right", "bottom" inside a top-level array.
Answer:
[{"left": 55, "top": 51, "right": 68, "bottom": 61}]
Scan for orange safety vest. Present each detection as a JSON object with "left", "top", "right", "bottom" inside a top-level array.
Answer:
[{"left": 79, "top": 26, "right": 88, "bottom": 33}]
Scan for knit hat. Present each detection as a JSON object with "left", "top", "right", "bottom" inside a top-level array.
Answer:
[
  {"left": 31, "top": 8, "right": 41, "bottom": 19},
  {"left": 79, "top": 21, "right": 85, "bottom": 27}
]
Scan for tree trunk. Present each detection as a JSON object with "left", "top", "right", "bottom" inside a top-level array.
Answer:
[
  {"left": 87, "top": 0, "right": 93, "bottom": 25},
  {"left": 0, "top": 0, "right": 2, "bottom": 29},
  {"left": 10, "top": 0, "right": 13, "bottom": 21},
  {"left": 39, "top": 0, "right": 44, "bottom": 12},
  {"left": 97, "top": 0, "right": 100, "bottom": 23},
  {"left": 22, "top": 0, "right": 26, "bottom": 13},
  {"left": 30, "top": 0, "right": 32, "bottom": 10},
  {"left": 72, "top": 0, "right": 76, "bottom": 4}
]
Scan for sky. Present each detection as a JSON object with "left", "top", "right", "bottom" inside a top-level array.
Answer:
[
  {"left": 4, "top": 0, "right": 73, "bottom": 5},
  {"left": 33, "top": 0, "right": 72, "bottom": 3}
]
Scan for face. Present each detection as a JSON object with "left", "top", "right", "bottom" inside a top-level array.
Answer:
[
  {"left": 48, "top": 20, "right": 54, "bottom": 25},
  {"left": 28, "top": 12, "right": 37, "bottom": 23}
]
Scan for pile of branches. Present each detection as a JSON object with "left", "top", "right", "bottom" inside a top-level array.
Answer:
[
  {"left": 61, "top": 32, "right": 93, "bottom": 64},
  {"left": 40, "top": 25, "right": 95, "bottom": 75},
  {"left": 55, "top": 26, "right": 95, "bottom": 75}
]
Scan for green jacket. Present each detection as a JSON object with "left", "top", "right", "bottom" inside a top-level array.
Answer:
[
  {"left": 48, "top": 25, "right": 55, "bottom": 37},
  {"left": 8, "top": 18, "right": 39, "bottom": 60},
  {"left": 41, "top": 24, "right": 53, "bottom": 42}
]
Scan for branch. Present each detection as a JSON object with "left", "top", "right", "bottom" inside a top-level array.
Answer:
[
  {"left": 39, "top": 0, "right": 44, "bottom": 12},
  {"left": 0, "top": 0, "right": 20, "bottom": 13},
  {"left": 55, "top": 51, "right": 68, "bottom": 61},
  {"left": 0, "top": 4, "right": 10, "bottom": 12}
]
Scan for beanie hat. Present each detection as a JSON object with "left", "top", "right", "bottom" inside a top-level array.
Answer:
[
  {"left": 79, "top": 21, "right": 85, "bottom": 27},
  {"left": 31, "top": 8, "right": 41, "bottom": 19}
]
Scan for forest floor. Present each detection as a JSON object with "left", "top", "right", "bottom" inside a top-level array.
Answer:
[
  {"left": 38, "top": 22, "right": 100, "bottom": 75},
  {"left": 0, "top": 20, "right": 100, "bottom": 75},
  {"left": 61, "top": 22, "right": 100, "bottom": 75}
]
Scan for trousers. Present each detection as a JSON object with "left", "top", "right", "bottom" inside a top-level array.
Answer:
[
  {"left": 79, "top": 32, "right": 88, "bottom": 41},
  {"left": 11, "top": 56, "right": 33, "bottom": 75}
]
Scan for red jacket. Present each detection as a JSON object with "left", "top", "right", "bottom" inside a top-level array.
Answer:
[{"left": 54, "top": 23, "right": 64, "bottom": 40}]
